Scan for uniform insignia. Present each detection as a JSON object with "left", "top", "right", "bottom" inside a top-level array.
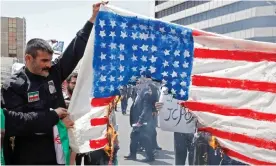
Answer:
[
  {"left": 28, "top": 91, "right": 39, "bottom": 102},
  {"left": 48, "top": 80, "right": 57, "bottom": 94}
]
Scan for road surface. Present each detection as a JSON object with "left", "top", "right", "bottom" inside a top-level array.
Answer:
[{"left": 116, "top": 99, "right": 175, "bottom": 165}]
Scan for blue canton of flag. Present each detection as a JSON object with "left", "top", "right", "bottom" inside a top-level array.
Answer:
[{"left": 92, "top": 11, "right": 194, "bottom": 100}]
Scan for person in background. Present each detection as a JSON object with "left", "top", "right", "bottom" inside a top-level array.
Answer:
[
  {"left": 125, "top": 81, "right": 155, "bottom": 162},
  {"left": 64, "top": 72, "right": 78, "bottom": 108},
  {"left": 119, "top": 85, "right": 128, "bottom": 115},
  {"left": 148, "top": 83, "right": 162, "bottom": 151},
  {"left": 0, "top": 2, "right": 103, "bottom": 164}
]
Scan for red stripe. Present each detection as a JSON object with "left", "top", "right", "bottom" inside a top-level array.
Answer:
[
  {"left": 89, "top": 137, "right": 108, "bottom": 149},
  {"left": 91, "top": 96, "right": 116, "bottom": 107},
  {"left": 183, "top": 101, "right": 276, "bottom": 122},
  {"left": 223, "top": 147, "right": 276, "bottom": 165},
  {"left": 194, "top": 48, "right": 276, "bottom": 62},
  {"left": 199, "top": 127, "right": 276, "bottom": 151},
  {"left": 192, "top": 29, "right": 217, "bottom": 37},
  {"left": 192, "top": 75, "right": 276, "bottom": 93},
  {"left": 90, "top": 117, "right": 108, "bottom": 126}
]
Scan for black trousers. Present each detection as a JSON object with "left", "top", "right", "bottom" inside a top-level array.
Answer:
[
  {"left": 130, "top": 126, "right": 154, "bottom": 159},
  {"left": 174, "top": 132, "right": 194, "bottom": 165},
  {"left": 75, "top": 150, "right": 108, "bottom": 165}
]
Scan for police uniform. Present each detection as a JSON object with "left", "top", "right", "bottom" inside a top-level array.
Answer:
[{"left": 1, "top": 21, "right": 93, "bottom": 165}]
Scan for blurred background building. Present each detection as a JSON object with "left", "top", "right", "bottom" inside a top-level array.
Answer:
[{"left": 154, "top": 0, "right": 276, "bottom": 43}]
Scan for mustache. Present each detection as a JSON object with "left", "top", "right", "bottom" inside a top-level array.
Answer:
[{"left": 42, "top": 68, "right": 50, "bottom": 71}]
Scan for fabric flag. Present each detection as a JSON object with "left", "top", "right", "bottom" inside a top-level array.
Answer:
[
  {"left": 68, "top": 5, "right": 276, "bottom": 165},
  {"left": 0, "top": 108, "right": 70, "bottom": 165},
  {"left": 1, "top": 109, "right": 5, "bottom": 165}
]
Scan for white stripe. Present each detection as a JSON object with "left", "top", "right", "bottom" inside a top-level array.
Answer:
[
  {"left": 217, "top": 138, "right": 276, "bottom": 164},
  {"left": 192, "top": 58, "right": 276, "bottom": 83},
  {"left": 189, "top": 87, "right": 276, "bottom": 114},
  {"left": 194, "top": 36, "right": 276, "bottom": 53},
  {"left": 194, "top": 112, "right": 276, "bottom": 141}
]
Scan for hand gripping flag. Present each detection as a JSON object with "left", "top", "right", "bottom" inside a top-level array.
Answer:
[{"left": 68, "top": 5, "right": 276, "bottom": 165}]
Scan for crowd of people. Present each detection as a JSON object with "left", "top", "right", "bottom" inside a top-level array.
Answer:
[{"left": 0, "top": 1, "right": 248, "bottom": 165}]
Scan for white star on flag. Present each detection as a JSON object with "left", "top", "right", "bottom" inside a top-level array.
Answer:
[
  {"left": 118, "top": 75, "right": 124, "bottom": 82},
  {"left": 109, "top": 75, "right": 115, "bottom": 82},
  {"left": 109, "top": 85, "right": 115, "bottom": 92},
  {"left": 140, "top": 44, "right": 148, "bottom": 51},
  {"left": 161, "top": 71, "right": 168, "bottom": 77},
  {"left": 184, "top": 50, "right": 190, "bottom": 58},
  {"left": 99, "top": 20, "right": 106, "bottom": 28},
  {"left": 171, "top": 88, "right": 176, "bottom": 94},
  {"left": 150, "top": 55, "right": 157, "bottom": 63},
  {"left": 149, "top": 66, "right": 156, "bottom": 73},
  {"left": 164, "top": 49, "right": 170, "bottom": 56},
  {"left": 109, "top": 31, "right": 116, "bottom": 38},
  {"left": 120, "top": 31, "right": 127, "bottom": 39},
  {"left": 163, "top": 60, "right": 169, "bottom": 67},
  {"left": 119, "top": 54, "right": 124, "bottom": 61},
  {"left": 171, "top": 71, "right": 178, "bottom": 78},
  {"left": 110, "top": 20, "right": 116, "bottom": 28},
  {"left": 100, "top": 52, "right": 106, "bottom": 60},
  {"left": 183, "top": 61, "right": 189, "bottom": 68},
  {"left": 140, "top": 66, "right": 147, "bottom": 73},
  {"left": 110, "top": 65, "right": 116, "bottom": 71},
  {"left": 132, "top": 67, "right": 137, "bottom": 72},
  {"left": 131, "top": 32, "right": 138, "bottom": 40},
  {"left": 180, "top": 81, "right": 187, "bottom": 87},
  {"left": 100, "top": 75, "right": 106, "bottom": 82},
  {"left": 99, "top": 30, "right": 106, "bottom": 38},
  {"left": 131, "top": 54, "right": 137, "bottom": 61},
  {"left": 99, "top": 86, "right": 105, "bottom": 92},
  {"left": 159, "top": 27, "right": 165, "bottom": 33},
  {"left": 120, "top": 22, "right": 127, "bottom": 29},
  {"left": 150, "top": 34, "right": 156, "bottom": 40},
  {"left": 132, "top": 24, "right": 137, "bottom": 30},
  {"left": 180, "top": 72, "right": 187, "bottom": 78},
  {"left": 151, "top": 45, "right": 157, "bottom": 52},
  {"left": 130, "top": 76, "right": 137, "bottom": 82},
  {"left": 179, "top": 89, "right": 186, "bottom": 97},
  {"left": 109, "top": 43, "right": 116, "bottom": 50},
  {"left": 173, "top": 61, "right": 179, "bottom": 68},
  {"left": 132, "top": 45, "right": 138, "bottom": 50},
  {"left": 100, "top": 65, "right": 106, "bottom": 71},
  {"left": 119, "top": 44, "right": 125, "bottom": 51},
  {"left": 100, "top": 43, "right": 106, "bottom": 48},
  {"left": 110, "top": 54, "right": 115, "bottom": 60},
  {"left": 174, "top": 50, "right": 180, "bottom": 56},
  {"left": 119, "top": 65, "right": 124, "bottom": 72},
  {"left": 141, "top": 55, "right": 147, "bottom": 62}
]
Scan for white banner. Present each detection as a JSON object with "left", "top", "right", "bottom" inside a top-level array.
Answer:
[{"left": 159, "top": 87, "right": 196, "bottom": 133}]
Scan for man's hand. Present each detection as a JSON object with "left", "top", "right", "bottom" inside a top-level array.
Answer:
[
  {"left": 89, "top": 1, "right": 109, "bottom": 23},
  {"left": 62, "top": 116, "right": 74, "bottom": 128},
  {"left": 155, "top": 102, "right": 164, "bottom": 111},
  {"left": 55, "top": 107, "right": 69, "bottom": 119}
]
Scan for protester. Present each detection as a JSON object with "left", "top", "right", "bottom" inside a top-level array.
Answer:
[
  {"left": 64, "top": 72, "right": 78, "bottom": 108},
  {"left": 119, "top": 85, "right": 128, "bottom": 115},
  {"left": 0, "top": 2, "right": 104, "bottom": 164},
  {"left": 125, "top": 80, "right": 155, "bottom": 162}
]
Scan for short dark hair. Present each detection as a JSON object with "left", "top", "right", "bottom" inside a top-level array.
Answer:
[
  {"left": 67, "top": 72, "right": 78, "bottom": 83},
  {"left": 25, "top": 38, "right": 54, "bottom": 58}
]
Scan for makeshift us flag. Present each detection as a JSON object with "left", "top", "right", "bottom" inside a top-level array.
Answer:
[
  {"left": 68, "top": 4, "right": 276, "bottom": 165},
  {"left": 0, "top": 108, "right": 70, "bottom": 165}
]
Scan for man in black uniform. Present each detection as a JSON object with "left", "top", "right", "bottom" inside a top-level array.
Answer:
[{"left": 1, "top": 2, "right": 104, "bottom": 164}]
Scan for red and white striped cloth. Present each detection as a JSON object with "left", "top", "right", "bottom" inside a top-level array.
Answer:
[{"left": 183, "top": 30, "right": 276, "bottom": 165}]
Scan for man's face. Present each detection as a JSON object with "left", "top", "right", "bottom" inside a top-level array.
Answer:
[
  {"left": 25, "top": 50, "right": 52, "bottom": 77},
  {"left": 67, "top": 77, "right": 77, "bottom": 95}
]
